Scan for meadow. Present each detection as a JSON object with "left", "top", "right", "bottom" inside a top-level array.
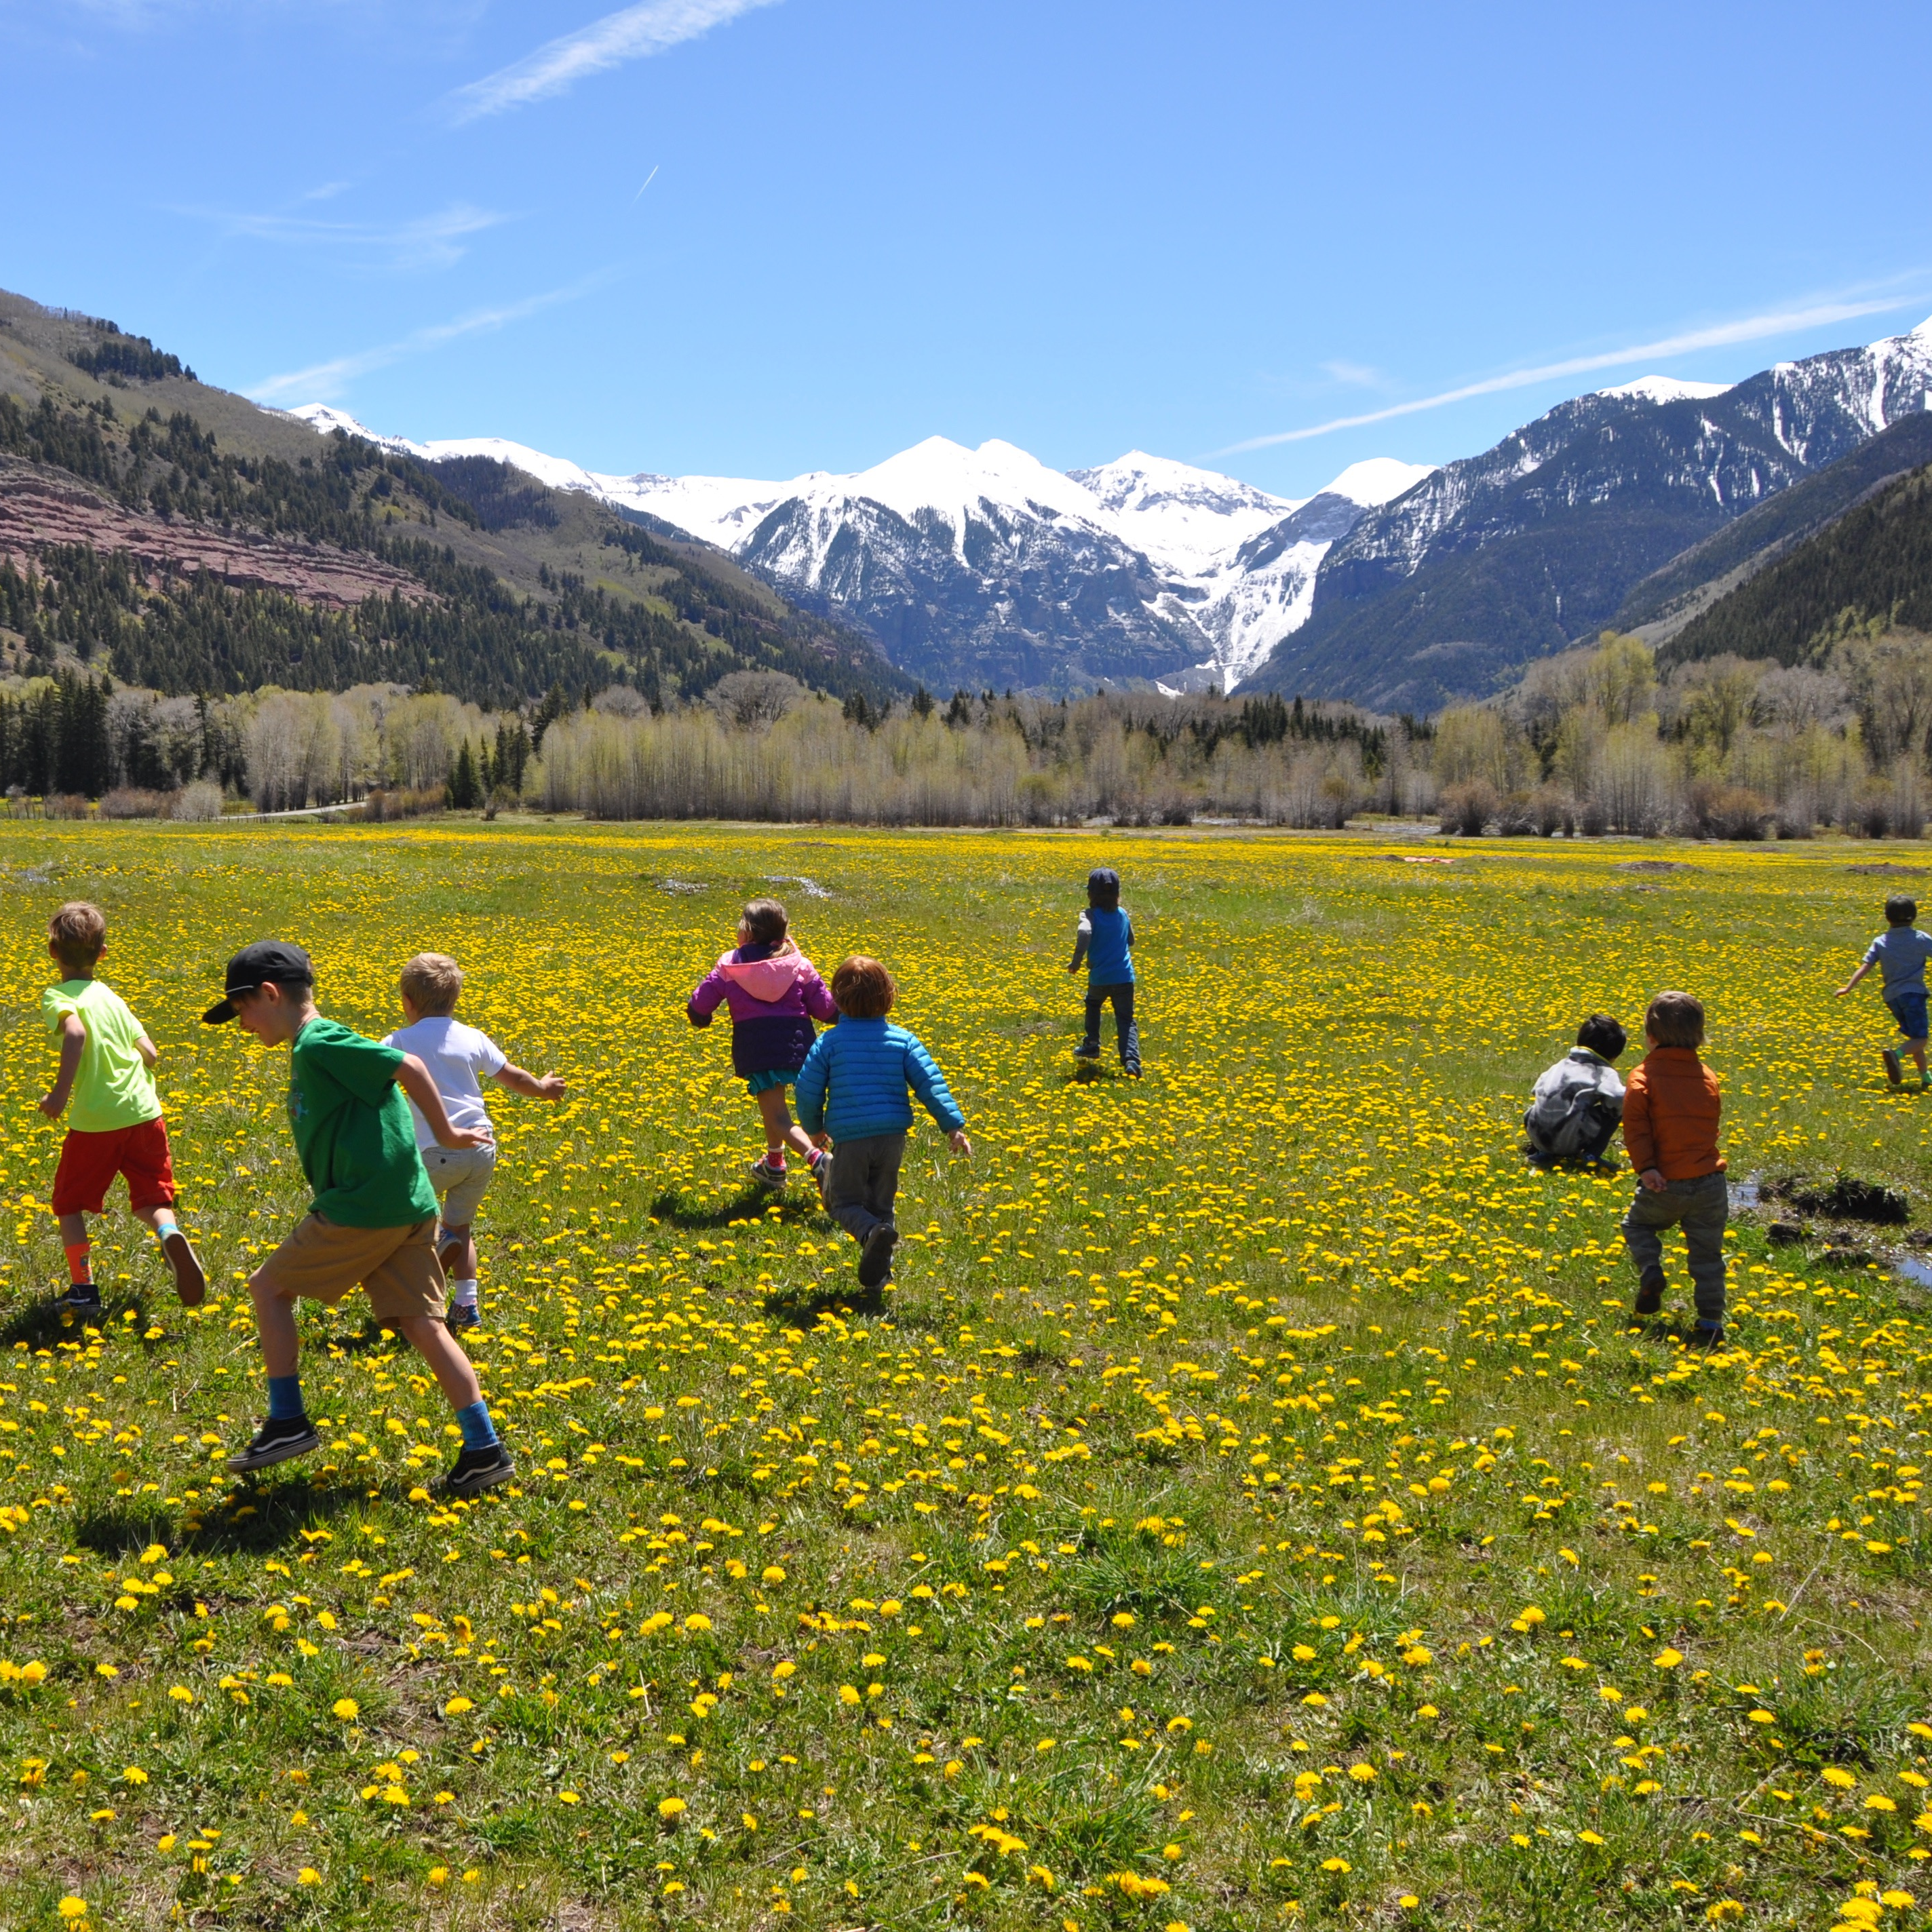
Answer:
[{"left": 0, "top": 821, "right": 1930, "bottom": 1932}]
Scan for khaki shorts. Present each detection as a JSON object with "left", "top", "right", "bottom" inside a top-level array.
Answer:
[
  {"left": 421, "top": 1142, "right": 497, "bottom": 1227},
  {"left": 251, "top": 1214, "right": 446, "bottom": 1324}
]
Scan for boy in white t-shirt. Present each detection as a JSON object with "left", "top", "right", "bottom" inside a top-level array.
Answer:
[{"left": 385, "top": 953, "right": 567, "bottom": 1330}]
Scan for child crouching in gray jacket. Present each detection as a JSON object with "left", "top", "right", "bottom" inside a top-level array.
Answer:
[
  {"left": 794, "top": 955, "right": 971, "bottom": 1290},
  {"left": 1523, "top": 1013, "right": 1627, "bottom": 1166}
]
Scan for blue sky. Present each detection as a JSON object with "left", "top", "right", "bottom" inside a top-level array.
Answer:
[{"left": 5, "top": 0, "right": 1930, "bottom": 499}]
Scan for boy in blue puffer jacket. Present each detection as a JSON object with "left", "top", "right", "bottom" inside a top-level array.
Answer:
[
  {"left": 1070, "top": 866, "right": 1140, "bottom": 1075},
  {"left": 794, "top": 955, "right": 971, "bottom": 1290}
]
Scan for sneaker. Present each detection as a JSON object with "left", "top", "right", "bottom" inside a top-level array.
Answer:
[
  {"left": 1073, "top": 1041, "right": 1100, "bottom": 1061},
  {"left": 1884, "top": 1048, "right": 1905, "bottom": 1089},
  {"left": 446, "top": 1300, "right": 480, "bottom": 1333},
  {"left": 1632, "top": 1273, "right": 1665, "bottom": 1317},
  {"left": 54, "top": 1283, "right": 102, "bottom": 1316},
  {"left": 161, "top": 1229, "right": 206, "bottom": 1309},
  {"left": 857, "top": 1222, "right": 899, "bottom": 1289},
  {"left": 809, "top": 1148, "right": 831, "bottom": 1205},
  {"left": 440, "top": 1442, "right": 514, "bottom": 1496},
  {"left": 1689, "top": 1324, "right": 1726, "bottom": 1350},
  {"left": 750, "top": 1156, "right": 790, "bottom": 1190},
  {"left": 226, "top": 1414, "right": 321, "bottom": 1473}
]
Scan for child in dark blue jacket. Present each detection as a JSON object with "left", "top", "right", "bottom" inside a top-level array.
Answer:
[
  {"left": 1069, "top": 866, "right": 1140, "bottom": 1075},
  {"left": 794, "top": 955, "right": 970, "bottom": 1290}
]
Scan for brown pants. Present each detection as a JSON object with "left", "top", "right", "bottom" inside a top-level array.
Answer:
[{"left": 250, "top": 1215, "right": 446, "bottom": 1324}]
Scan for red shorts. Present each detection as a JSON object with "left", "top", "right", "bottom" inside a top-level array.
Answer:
[{"left": 51, "top": 1117, "right": 176, "bottom": 1218}]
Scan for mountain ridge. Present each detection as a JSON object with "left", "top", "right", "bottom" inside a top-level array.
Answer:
[
  {"left": 288, "top": 404, "right": 1432, "bottom": 694},
  {"left": 1242, "top": 317, "right": 1932, "bottom": 711}
]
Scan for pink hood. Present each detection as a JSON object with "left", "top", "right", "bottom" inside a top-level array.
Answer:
[{"left": 716, "top": 949, "right": 807, "bottom": 1004}]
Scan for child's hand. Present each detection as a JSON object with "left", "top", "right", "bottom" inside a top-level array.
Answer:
[
  {"left": 948, "top": 1129, "right": 972, "bottom": 1157},
  {"left": 811, "top": 1132, "right": 832, "bottom": 1151},
  {"left": 535, "top": 1074, "right": 568, "bottom": 1102},
  {"left": 440, "top": 1126, "right": 492, "bottom": 1151},
  {"left": 37, "top": 1091, "right": 64, "bottom": 1120},
  {"left": 1834, "top": 984, "right": 1854, "bottom": 997},
  {"left": 1640, "top": 1166, "right": 1667, "bottom": 1193}
]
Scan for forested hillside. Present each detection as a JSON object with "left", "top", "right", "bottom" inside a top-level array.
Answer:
[
  {"left": 0, "top": 290, "right": 900, "bottom": 710},
  {"left": 1663, "top": 463, "right": 1932, "bottom": 668}
]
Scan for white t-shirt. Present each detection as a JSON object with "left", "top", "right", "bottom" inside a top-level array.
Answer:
[{"left": 384, "top": 1016, "right": 507, "bottom": 1149}]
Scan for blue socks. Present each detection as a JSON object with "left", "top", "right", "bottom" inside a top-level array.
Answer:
[
  {"left": 267, "top": 1375, "right": 305, "bottom": 1422},
  {"left": 455, "top": 1400, "right": 499, "bottom": 1451}
]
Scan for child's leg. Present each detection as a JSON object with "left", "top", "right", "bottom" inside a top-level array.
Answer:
[
  {"left": 56, "top": 1211, "right": 93, "bottom": 1288},
  {"left": 1077, "top": 986, "right": 1102, "bottom": 1056},
  {"left": 1113, "top": 984, "right": 1141, "bottom": 1074},
  {"left": 824, "top": 1137, "right": 886, "bottom": 1241},
  {"left": 397, "top": 1314, "right": 486, "bottom": 1410},
  {"left": 1909, "top": 1033, "right": 1929, "bottom": 1080},
  {"left": 755, "top": 1085, "right": 816, "bottom": 1163},
  {"left": 50, "top": 1129, "right": 111, "bottom": 1295},
  {"left": 248, "top": 1273, "right": 303, "bottom": 1380},
  {"left": 1681, "top": 1174, "right": 1728, "bottom": 1331},
  {"left": 854, "top": 1134, "right": 906, "bottom": 1288},
  {"left": 129, "top": 1121, "right": 205, "bottom": 1308},
  {"left": 1619, "top": 1188, "right": 1672, "bottom": 1304}
]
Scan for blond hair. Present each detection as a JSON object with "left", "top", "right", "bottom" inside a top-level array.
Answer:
[
  {"left": 49, "top": 901, "right": 107, "bottom": 976},
  {"left": 400, "top": 952, "right": 464, "bottom": 1016}
]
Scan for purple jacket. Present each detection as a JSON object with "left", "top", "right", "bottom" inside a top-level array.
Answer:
[{"left": 687, "top": 942, "right": 838, "bottom": 1078}]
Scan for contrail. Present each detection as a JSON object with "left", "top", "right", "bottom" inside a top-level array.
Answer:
[
  {"left": 1214, "top": 292, "right": 1931, "bottom": 454},
  {"left": 632, "top": 165, "right": 659, "bottom": 203}
]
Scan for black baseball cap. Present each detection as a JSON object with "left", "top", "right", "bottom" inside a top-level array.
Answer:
[{"left": 202, "top": 940, "right": 314, "bottom": 1024}]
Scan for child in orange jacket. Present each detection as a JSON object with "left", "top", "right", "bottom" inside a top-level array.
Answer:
[{"left": 1620, "top": 990, "right": 1726, "bottom": 1345}]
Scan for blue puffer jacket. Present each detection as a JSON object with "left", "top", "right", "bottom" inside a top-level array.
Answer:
[{"left": 794, "top": 1018, "right": 965, "bottom": 1142}]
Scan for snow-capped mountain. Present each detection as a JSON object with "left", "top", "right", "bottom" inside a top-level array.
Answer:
[
  {"left": 1247, "top": 315, "right": 1932, "bottom": 713},
  {"left": 288, "top": 404, "right": 1429, "bottom": 694}
]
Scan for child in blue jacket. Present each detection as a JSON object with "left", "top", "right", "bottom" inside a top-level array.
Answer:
[
  {"left": 794, "top": 955, "right": 971, "bottom": 1290},
  {"left": 1069, "top": 866, "right": 1140, "bottom": 1075}
]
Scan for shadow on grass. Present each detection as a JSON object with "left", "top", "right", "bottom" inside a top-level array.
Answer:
[
  {"left": 650, "top": 1188, "right": 814, "bottom": 1231},
  {"left": 75, "top": 1477, "right": 362, "bottom": 1559},
  {"left": 762, "top": 1279, "right": 883, "bottom": 1328}
]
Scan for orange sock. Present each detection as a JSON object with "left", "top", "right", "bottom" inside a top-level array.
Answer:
[{"left": 64, "top": 1239, "right": 91, "bottom": 1286}]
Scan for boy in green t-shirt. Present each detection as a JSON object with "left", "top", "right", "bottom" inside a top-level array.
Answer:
[
  {"left": 202, "top": 940, "right": 514, "bottom": 1496},
  {"left": 39, "top": 902, "right": 204, "bottom": 1318}
]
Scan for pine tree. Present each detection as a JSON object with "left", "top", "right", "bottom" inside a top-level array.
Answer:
[{"left": 446, "top": 739, "right": 480, "bottom": 809}]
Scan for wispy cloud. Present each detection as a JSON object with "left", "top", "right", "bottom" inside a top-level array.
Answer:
[
  {"left": 1217, "top": 293, "right": 1930, "bottom": 453},
  {"left": 447, "top": 0, "right": 780, "bottom": 122},
  {"left": 247, "top": 275, "right": 610, "bottom": 405},
  {"left": 1320, "top": 359, "right": 1386, "bottom": 390},
  {"left": 176, "top": 199, "right": 507, "bottom": 273}
]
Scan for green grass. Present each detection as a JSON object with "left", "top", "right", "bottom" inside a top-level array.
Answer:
[{"left": 0, "top": 820, "right": 1929, "bottom": 1930}]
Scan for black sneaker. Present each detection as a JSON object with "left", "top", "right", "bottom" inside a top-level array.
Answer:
[
  {"left": 1632, "top": 1273, "right": 1665, "bottom": 1318},
  {"left": 440, "top": 1442, "right": 514, "bottom": 1496},
  {"left": 857, "top": 1222, "right": 899, "bottom": 1289},
  {"left": 1073, "top": 1041, "right": 1100, "bottom": 1060},
  {"left": 161, "top": 1229, "right": 206, "bottom": 1309},
  {"left": 54, "top": 1283, "right": 102, "bottom": 1317},
  {"left": 446, "top": 1300, "right": 480, "bottom": 1334},
  {"left": 226, "top": 1415, "right": 322, "bottom": 1473},
  {"left": 1883, "top": 1048, "right": 1905, "bottom": 1089},
  {"left": 1689, "top": 1325, "right": 1726, "bottom": 1351}
]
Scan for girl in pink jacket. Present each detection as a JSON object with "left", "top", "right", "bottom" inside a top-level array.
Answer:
[{"left": 687, "top": 898, "right": 838, "bottom": 1190}]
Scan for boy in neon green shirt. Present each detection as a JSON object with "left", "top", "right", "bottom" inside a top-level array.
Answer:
[{"left": 39, "top": 901, "right": 204, "bottom": 1317}]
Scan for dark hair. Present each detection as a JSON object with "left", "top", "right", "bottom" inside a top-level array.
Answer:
[
  {"left": 1576, "top": 1013, "right": 1626, "bottom": 1060},
  {"left": 1645, "top": 990, "right": 1705, "bottom": 1049},
  {"left": 830, "top": 954, "right": 896, "bottom": 1019},
  {"left": 742, "top": 898, "right": 789, "bottom": 946},
  {"left": 49, "top": 901, "right": 107, "bottom": 976},
  {"left": 1887, "top": 895, "right": 1918, "bottom": 927},
  {"left": 1087, "top": 867, "right": 1121, "bottom": 908}
]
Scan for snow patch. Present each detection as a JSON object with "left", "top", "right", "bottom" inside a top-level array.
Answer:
[{"left": 1596, "top": 375, "right": 1735, "bottom": 404}]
